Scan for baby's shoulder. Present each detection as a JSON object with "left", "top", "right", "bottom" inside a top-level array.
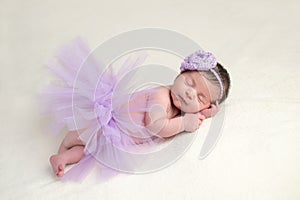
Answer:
[
  {"left": 144, "top": 86, "right": 173, "bottom": 125},
  {"left": 146, "top": 86, "right": 170, "bottom": 106},
  {"left": 147, "top": 86, "right": 170, "bottom": 114}
]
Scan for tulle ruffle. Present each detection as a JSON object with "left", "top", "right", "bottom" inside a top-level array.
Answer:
[{"left": 38, "top": 36, "right": 167, "bottom": 182}]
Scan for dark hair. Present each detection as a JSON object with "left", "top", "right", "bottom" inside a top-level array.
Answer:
[{"left": 181, "top": 62, "right": 231, "bottom": 104}]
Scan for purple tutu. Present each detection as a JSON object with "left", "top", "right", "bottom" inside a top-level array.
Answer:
[{"left": 38, "top": 37, "right": 168, "bottom": 182}]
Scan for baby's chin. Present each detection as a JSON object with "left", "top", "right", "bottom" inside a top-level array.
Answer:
[
  {"left": 170, "top": 92, "right": 181, "bottom": 107},
  {"left": 172, "top": 98, "right": 181, "bottom": 110}
]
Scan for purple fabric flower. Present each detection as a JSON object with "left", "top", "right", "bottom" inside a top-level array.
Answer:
[{"left": 180, "top": 50, "right": 217, "bottom": 72}]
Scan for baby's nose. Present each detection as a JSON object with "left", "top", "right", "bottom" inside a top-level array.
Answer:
[{"left": 185, "top": 88, "right": 196, "bottom": 100}]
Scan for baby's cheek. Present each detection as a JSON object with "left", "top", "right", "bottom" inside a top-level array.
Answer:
[
  {"left": 176, "top": 100, "right": 182, "bottom": 109},
  {"left": 175, "top": 101, "right": 181, "bottom": 109},
  {"left": 172, "top": 97, "right": 180, "bottom": 108},
  {"left": 193, "top": 102, "right": 204, "bottom": 112},
  {"left": 200, "top": 103, "right": 210, "bottom": 111}
]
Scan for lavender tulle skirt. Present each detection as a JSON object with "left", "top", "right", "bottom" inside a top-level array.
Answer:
[{"left": 38, "top": 37, "right": 168, "bottom": 182}]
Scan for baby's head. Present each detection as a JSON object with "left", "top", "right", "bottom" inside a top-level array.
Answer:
[{"left": 170, "top": 50, "right": 231, "bottom": 113}]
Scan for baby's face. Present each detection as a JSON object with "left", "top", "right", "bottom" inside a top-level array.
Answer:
[{"left": 170, "top": 71, "right": 219, "bottom": 113}]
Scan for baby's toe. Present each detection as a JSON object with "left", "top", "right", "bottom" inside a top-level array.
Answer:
[{"left": 57, "top": 164, "right": 64, "bottom": 177}]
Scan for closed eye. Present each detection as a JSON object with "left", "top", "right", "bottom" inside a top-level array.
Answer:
[
  {"left": 198, "top": 95, "right": 203, "bottom": 103},
  {"left": 185, "top": 77, "right": 194, "bottom": 86},
  {"left": 198, "top": 94, "right": 207, "bottom": 104}
]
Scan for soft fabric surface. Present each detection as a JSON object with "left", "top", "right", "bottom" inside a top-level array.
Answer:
[{"left": 1, "top": 0, "right": 299, "bottom": 199}]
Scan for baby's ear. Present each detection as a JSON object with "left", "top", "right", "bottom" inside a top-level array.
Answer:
[{"left": 200, "top": 103, "right": 220, "bottom": 118}]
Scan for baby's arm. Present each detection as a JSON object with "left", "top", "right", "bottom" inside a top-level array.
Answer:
[
  {"left": 146, "top": 116, "right": 184, "bottom": 138},
  {"left": 144, "top": 87, "right": 205, "bottom": 138},
  {"left": 145, "top": 112, "right": 205, "bottom": 138}
]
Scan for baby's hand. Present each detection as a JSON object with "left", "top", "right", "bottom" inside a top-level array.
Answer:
[
  {"left": 200, "top": 102, "right": 220, "bottom": 118},
  {"left": 183, "top": 112, "right": 205, "bottom": 132}
]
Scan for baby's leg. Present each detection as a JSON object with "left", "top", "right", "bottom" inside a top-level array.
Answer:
[
  {"left": 50, "top": 145, "right": 85, "bottom": 177},
  {"left": 58, "top": 130, "right": 85, "bottom": 153}
]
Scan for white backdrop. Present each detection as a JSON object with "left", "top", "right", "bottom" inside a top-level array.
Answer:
[{"left": 1, "top": 0, "right": 299, "bottom": 199}]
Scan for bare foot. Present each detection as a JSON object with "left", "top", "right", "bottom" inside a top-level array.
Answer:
[
  {"left": 57, "top": 131, "right": 84, "bottom": 154},
  {"left": 49, "top": 154, "right": 66, "bottom": 177}
]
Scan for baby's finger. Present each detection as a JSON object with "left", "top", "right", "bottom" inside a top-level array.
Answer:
[
  {"left": 198, "top": 120, "right": 202, "bottom": 127},
  {"left": 216, "top": 101, "right": 219, "bottom": 107},
  {"left": 214, "top": 102, "right": 220, "bottom": 110},
  {"left": 195, "top": 112, "right": 201, "bottom": 117},
  {"left": 210, "top": 103, "right": 220, "bottom": 113},
  {"left": 199, "top": 114, "right": 206, "bottom": 120},
  {"left": 214, "top": 102, "right": 220, "bottom": 109}
]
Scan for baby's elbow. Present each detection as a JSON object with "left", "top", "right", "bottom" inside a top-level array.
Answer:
[{"left": 145, "top": 119, "right": 168, "bottom": 137}]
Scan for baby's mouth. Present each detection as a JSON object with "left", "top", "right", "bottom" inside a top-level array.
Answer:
[{"left": 178, "top": 95, "right": 187, "bottom": 105}]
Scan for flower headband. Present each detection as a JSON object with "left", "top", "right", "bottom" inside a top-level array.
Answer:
[{"left": 180, "top": 50, "right": 224, "bottom": 101}]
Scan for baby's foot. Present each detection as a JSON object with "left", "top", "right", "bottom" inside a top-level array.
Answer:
[{"left": 49, "top": 154, "right": 66, "bottom": 178}]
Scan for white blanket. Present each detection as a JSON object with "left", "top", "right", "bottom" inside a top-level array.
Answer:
[{"left": 1, "top": 0, "right": 299, "bottom": 199}]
